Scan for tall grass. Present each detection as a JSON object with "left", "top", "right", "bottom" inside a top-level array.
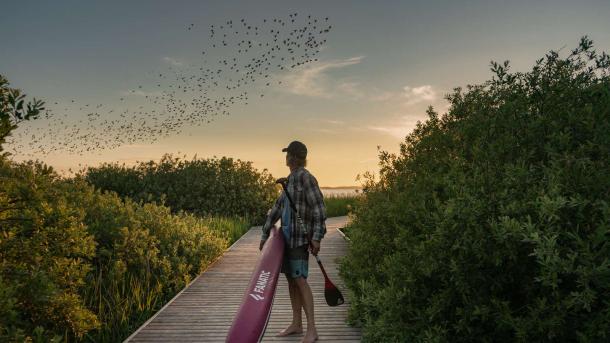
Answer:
[
  {"left": 324, "top": 195, "right": 360, "bottom": 217},
  {"left": 197, "top": 215, "right": 252, "bottom": 246},
  {"left": 80, "top": 209, "right": 251, "bottom": 343}
]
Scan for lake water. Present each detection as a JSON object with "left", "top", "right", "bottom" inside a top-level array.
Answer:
[{"left": 320, "top": 188, "right": 361, "bottom": 197}]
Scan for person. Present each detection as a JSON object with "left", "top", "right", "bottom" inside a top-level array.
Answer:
[{"left": 259, "top": 140, "right": 327, "bottom": 343}]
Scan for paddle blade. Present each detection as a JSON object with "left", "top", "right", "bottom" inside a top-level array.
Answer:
[
  {"left": 314, "top": 255, "right": 344, "bottom": 306},
  {"left": 324, "top": 282, "right": 345, "bottom": 307}
]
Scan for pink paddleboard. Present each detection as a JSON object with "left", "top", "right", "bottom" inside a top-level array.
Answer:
[{"left": 226, "top": 225, "right": 285, "bottom": 342}]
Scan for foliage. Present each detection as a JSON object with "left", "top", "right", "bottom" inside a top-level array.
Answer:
[
  {"left": 82, "top": 154, "right": 279, "bottom": 223},
  {"left": 340, "top": 37, "right": 610, "bottom": 342},
  {"left": 70, "top": 182, "right": 233, "bottom": 342},
  {"left": 324, "top": 194, "right": 360, "bottom": 217},
  {"left": 0, "top": 75, "right": 45, "bottom": 156},
  {"left": 0, "top": 158, "right": 99, "bottom": 342},
  {"left": 0, "top": 74, "right": 259, "bottom": 342},
  {"left": 200, "top": 215, "right": 253, "bottom": 246},
  {"left": 0, "top": 157, "right": 250, "bottom": 342}
]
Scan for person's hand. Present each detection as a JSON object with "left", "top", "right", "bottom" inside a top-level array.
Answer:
[
  {"left": 310, "top": 240, "right": 321, "bottom": 256},
  {"left": 259, "top": 239, "right": 267, "bottom": 251}
]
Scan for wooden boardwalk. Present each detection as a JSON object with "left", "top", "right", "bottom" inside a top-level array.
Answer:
[{"left": 125, "top": 216, "right": 361, "bottom": 342}]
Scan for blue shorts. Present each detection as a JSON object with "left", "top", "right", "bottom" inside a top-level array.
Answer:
[{"left": 281, "top": 244, "right": 309, "bottom": 279}]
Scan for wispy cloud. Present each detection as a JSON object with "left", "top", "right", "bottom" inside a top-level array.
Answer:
[
  {"left": 368, "top": 114, "right": 425, "bottom": 138},
  {"left": 311, "top": 128, "right": 339, "bottom": 134},
  {"left": 336, "top": 81, "right": 364, "bottom": 99},
  {"left": 307, "top": 118, "right": 345, "bottom": 125},
  {"left": 360, "top": 85, "right": 440, "bottom": 110},
  {"left": 369, "top": 90, "right": 397, "bottom": 102},
  {"left": 403, "top": 85, "right": 437, "bottom": 105},
  {"left": 162, "top": 56, "right": 184, "bottom": 67},
  {"left": 301, "top": 119, "right": 345, "bottom": 135},
  {"left": 281, "top": 56, "right": 365, "bottom": 98},
  {"left": 369, "top": 85, "right": 439, "bottom": 105},
  {"left": 278, "top": 58, "right": 440, "bottom": 106},
  {"left": 364, "top": 85, "right": 449, "bottom": 138}
]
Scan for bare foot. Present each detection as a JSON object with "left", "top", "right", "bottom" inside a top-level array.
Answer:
[
  {"left": 301, "top": 330, "right": 318, "bottom": 343},
  {"left": 276, "top": 323, "right": 303, "bottom": 337}
]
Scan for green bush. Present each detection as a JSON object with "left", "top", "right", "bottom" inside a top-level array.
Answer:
[
  {"left": 340, "top": 37, "right": 610, "bottom": 342},
  {"left": 0, "top": 158, "right": 99, "bottom": 342},
  {"left": 82, "top": 154, "right": 278, "bottom": 223},
  {"left": 66, "top": 180, "right": 232, "bottom": 342},
  {"left": 0, "top": 75, "right": 44, "bottom": 156},
  {"left": 1, "top": 157, "right": 249, "bottom": 342},
  {"left": 0, "top": 74, "right": 255, "bottom": 342}
]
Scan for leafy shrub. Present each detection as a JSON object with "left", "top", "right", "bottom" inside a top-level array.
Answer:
[
  {"left": 0, "top": 74, "right": 254, "bottom": 342},
  {"left": 0, "top": 158, "right": 99, "bottom": 342},
  {"left": 82, "top": 154, "right": 278, "bottom": 223},
  {"left": 340, "top": 37, "right": 610, "bottom": 342},
  {"left": 0, "top": 75, "right": 45, "bottom": 156},
  {"left": 1, "top": 157, "right": 249, "bottom": 342},
  {"left": 64, "top": 180, "right": 231, "bottom": 342}
]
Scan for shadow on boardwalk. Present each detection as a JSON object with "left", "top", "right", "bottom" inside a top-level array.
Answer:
[{"left": 125, "top": 216, "right": 361, "bottom": 342}]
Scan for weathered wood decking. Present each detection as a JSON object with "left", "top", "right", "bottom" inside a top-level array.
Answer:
[{"left": 125, "top": 216, "right": 361, "bottom": 342}]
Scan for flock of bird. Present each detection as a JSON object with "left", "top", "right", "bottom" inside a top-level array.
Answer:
[{"left": 7, "top": 13, "right": 332, "bottom": 157}]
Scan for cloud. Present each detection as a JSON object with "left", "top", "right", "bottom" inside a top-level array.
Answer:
[
  {"left": 403, "top": 85, "right": 437, "bottom": 105},
  {"left": 301, "top": 119, "right": 345, "bottom": 134},
  {"left": 279, "top": 59, "right": 440, "bottom": 106},
  {"left": 307, "top": 118, "right": 345, "bottom": 125},
  {"left": 281, "top": 56, "right": 364, "bottom": 98},
  {"left": 336, "top": 81, "right": 364, "bottom": 99},
  {"left": 368, "top": 114, "right": 425, "bottom": 138},
  {"left": 311, "top": 128, "right": 339, "bottom": 134},
  {"left": 368, "top": 85, "right": 439, "bottom": 105},
  {"left": 162, "top": 56, "right": 184, "bottom": 67},
  {"left": 369, "top": 91, "right": 397, "bottom": 102}
]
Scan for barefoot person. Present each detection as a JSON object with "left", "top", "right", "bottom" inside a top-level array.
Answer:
[{"left": 259, "top": 140, "right": 327, "bottom": 343}]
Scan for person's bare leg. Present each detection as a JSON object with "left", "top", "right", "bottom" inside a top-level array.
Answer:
[
  {"left": 294, "top": 277, "right": 318, "bottom": 342},
  {"left": 277, "top": 275, "right": 303, "bottom": 336}
]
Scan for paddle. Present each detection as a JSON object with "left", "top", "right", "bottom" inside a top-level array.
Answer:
[{"left": 276, "top": 178, "right": 345, "bottom": 307}]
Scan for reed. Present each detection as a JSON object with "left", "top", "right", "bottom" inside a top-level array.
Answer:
[
  {"left": 80, "top": 213, "right": 251, "bottom": 343},
  {"left": 324, "top": 194, "right": 360, "bottom": 217},
  {"left": 199, "top": 215, "right": 252, "bottom": 245}
]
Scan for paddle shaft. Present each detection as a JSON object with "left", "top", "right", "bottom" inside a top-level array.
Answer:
[{"left": 314, "top": 254, "right": 331, "bottom": 281}]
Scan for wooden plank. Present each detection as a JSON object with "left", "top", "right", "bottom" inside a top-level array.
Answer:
[{"left": 125, "top": 216, "right": 361, "bottom": 342}]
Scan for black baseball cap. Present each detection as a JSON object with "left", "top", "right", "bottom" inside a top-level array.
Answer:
[{"left": 282, "top": 141, "right": 307, "bottom": 158}]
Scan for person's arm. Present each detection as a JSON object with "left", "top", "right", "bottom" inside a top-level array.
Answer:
[
  {"left": 304, "top": 173, "right": 327, "bottom": 245},
  {"left": 260, "top": 193, "right": 283, "bottom": 247}
]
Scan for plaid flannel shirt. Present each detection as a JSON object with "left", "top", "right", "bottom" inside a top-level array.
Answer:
[{"left": 261, "top": 167, "right": 327, "bottom": 248}]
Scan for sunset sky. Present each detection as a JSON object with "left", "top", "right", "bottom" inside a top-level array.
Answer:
[{"left": 2, "top": 0, "right": 609, "bottom": 186}]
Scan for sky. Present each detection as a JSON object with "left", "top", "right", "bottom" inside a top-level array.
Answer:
[{"left": 2, "top": 0, "right": 609, "bottom": 186}]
